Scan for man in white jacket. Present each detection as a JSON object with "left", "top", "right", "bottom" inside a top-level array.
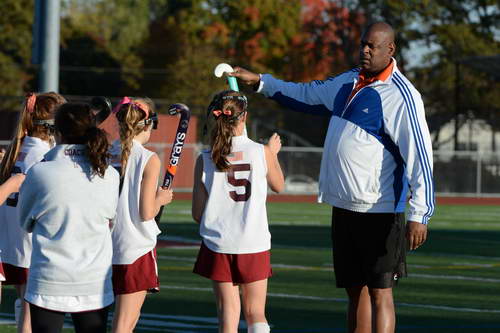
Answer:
[{"left": 230, "top": 22, "right": 434, "bottom": 333}]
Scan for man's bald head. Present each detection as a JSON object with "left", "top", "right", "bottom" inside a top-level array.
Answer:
[
  {"left": 359, "top": 22, "right": 396, "bottom": 76},
  {"left": 363, "top": 22, "right": 395, "bottom": 44}
]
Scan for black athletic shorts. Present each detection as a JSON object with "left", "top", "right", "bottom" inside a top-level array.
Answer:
[{"left": 331, "top": 207, "right": 407, "bottom": 289}]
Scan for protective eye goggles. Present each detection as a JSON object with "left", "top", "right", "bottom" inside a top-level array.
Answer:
[
  {"left": 33, "top": 119, "right": 55, "bottom": 133},
  {"left": 139, "top": 112, "right": 158, "bottom": 130},
  {"left": 221, "top": 95, "right": 248, "bottom": 106}
]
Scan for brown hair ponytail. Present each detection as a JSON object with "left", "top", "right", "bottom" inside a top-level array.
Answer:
[
  {"left": 208, "top": 90, "right": 248, "bottom": 171},
  {"left": 0, "top": 92, "right": 66, "bottom": 183},
  {"left": 54, "top": 103, "right": 110, "bottom": 177},
  {"left": 115, "top": 97, "right": 153, "bottom": 176}
]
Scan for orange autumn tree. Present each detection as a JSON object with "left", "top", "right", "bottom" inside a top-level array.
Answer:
[{"left": 288, "top": 0, "right": 366, "bottom": 82}]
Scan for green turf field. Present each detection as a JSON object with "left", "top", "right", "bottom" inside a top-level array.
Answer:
[{"left": 1, "top": 200, "right": 499, "bottom": 332}]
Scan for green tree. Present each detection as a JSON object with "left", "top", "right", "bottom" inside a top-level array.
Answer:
[
  {"left": 137, "top": 0, "right": 302, "bottom": 117},
  {"left": 0, "top": 0, "right": 34, "bottom": 106},
  {"left": 406, "top": 0, "right": 500, "bottom": 149},
  {"left": 59, "top": 0, "right": 167, "bottom": 94}
]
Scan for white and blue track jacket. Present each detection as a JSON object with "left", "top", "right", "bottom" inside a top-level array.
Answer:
[{"left": 258, "top": 60, "right": 435, "bottom": 224}]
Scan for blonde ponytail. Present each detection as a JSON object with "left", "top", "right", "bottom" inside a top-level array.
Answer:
[{"left": 115, "top": 98, "right": 153, "bottom": 176}]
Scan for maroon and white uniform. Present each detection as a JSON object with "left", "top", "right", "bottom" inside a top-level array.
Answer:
[
  {"left": 200, "top": 135, "right": 270, "bottom": 254},
  {"left": 109, "top": 140, "right": 161, "bottom": 265}
]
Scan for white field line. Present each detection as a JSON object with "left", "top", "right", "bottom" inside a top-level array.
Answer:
[
  {"left": 140, "top": 313, "right": 219, "bottom": 324},
  {"left": 0, "top": 313, "right": 72, "bottom": 328},
  {"left": 158, "top": 236, "right": 200, "bottom": 244},
  {"left": 0, "top": 311, "right": 232, "bottom": 331},
  {"left": 158, "top": 255, "right": 196, "bottom": 262},
  {"left": 450, "top": 262, "right": 494, "bottom": 267},
  {"left": 158, "top": 256, "right": 499, "bottom": 283},
  {"left": 163, "top": 285, "right": 500, "bottom": 313},
  {"left": 422, "top": 252, "right": 500, "bottom": 261},
  {"left": 135, "top": 318, "right": 216, "bottom": 329},
  {"left": 159, "top": 237, "right": 500, "bottom": 262},
  {"left": 1, "top": 299, "right": 499, "bottom": 332},
  {"left": 409, "top": 273, "right": 500, "bottom": 283}
]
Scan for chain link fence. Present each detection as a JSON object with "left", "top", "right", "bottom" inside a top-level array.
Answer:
[
  {"left": 163, "top": 144, "right": 500, "bottom": 196},
  {"left": 2, "top": 139, "right": 500, "bottom": 196}
]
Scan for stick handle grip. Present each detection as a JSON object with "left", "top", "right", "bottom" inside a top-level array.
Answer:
[
  {"left": 156, "top": 205, "right": 166, "bottom": 223},
  {"left": 227, "top": 76, "right": 239, "bottom": 91}
]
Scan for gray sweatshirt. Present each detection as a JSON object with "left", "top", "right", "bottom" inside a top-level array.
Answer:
[{"left": 19, "top": 144, "right": 119, "bottom": 296}]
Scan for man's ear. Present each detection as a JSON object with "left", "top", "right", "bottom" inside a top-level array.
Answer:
[{"left": 388, "top": 42, "right": 396, "bottom": 57}]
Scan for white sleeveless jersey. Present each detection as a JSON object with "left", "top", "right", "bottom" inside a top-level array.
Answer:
[
  {"left": 0, "top": 136, "right": 52, "bottom": 268},
  {"left": 109, "top": 140, "right": 161, "bottom": 264},
  {"left": 200, "top": 135, "right": 270, "bottom": 254}
]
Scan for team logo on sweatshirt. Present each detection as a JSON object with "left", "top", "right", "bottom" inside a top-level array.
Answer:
[{"left": 64, "top": 148, "right": 85, "bottom": 156}]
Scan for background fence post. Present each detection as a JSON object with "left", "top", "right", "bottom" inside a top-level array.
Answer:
[{"left": 476, "top": 151, "right": 482, "bottom": 197}]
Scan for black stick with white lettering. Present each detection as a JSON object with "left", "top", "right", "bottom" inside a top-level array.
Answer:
[{"left": 155, "top": 103, "right": 191, "bottom": 223}]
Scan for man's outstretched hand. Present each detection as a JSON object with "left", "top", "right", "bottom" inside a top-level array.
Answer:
[
  {"left": 227, "top": 67, "right": 261, "bottom": 86},
  {"left": 406, "top": 221, "right": 428, "bottom": 250}
]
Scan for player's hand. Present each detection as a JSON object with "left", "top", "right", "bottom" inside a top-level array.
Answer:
[
  {"left": 266, "top": 133, "right": 282, "bottom": 155},
  {"left": 406, "top": 221, "right": 427, "bottom": 250},
  {"left": 228, "top": 67, "right": 260, "bottom": 86},
  {"left": 156, "top": 187, "right": 174, "bottom": 206},
  {"left": 7, "top": 173, "right": 26, "bottom": 192}
]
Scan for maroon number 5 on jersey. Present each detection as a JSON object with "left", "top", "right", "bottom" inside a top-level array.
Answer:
[{"left": 227, "top": 164, "right": 251, "bottom": 202}]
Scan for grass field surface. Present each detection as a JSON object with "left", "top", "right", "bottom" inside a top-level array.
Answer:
[{"left": 1, "top": 200, "right": 499, "bottom": 332}]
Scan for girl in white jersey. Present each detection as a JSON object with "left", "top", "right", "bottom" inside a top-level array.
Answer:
[
  {"left": 0, "top": 173, "right": 25, "bottom": 303},
  {"left": 192, "top": 90, "right": 284, "bottom": 333},
  {"left": 110, "top": 97, "right": 173, "bottom": 333},
  {"left": 18, "top": 102, "right": 119, "bottom": 333},
  {"left": 0, "top": 92, "right": 66, "bottom": 333}
]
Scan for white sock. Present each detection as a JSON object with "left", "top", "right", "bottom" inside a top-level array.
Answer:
[
  {"left": 248, "top": 322, "right": 270, "bottom": 333},
  {"left": 14, "top": 298, "right": 21, "bottom": 324}
]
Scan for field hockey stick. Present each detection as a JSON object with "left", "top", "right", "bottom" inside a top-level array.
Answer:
[
  {"left": 154, "top": 103, "right": 191, "bottom": 223},
  {"left": 214, "top": 63, "right": 239, "bottom": 91},
  {"left": 90, "top": 96, "right": 112, "bottom": 125},
  {"left": 213, "top": 63, "right": 250, "bottom": 137}
]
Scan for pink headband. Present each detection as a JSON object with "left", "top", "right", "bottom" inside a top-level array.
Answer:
[
  {"left": 25, "top": 93, "right": 36, "bottom": 114},
  {"left": 113, "top": 96, "right": 149, "bottom": 117}
]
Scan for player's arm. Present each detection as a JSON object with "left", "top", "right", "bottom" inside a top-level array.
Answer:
[
  {"left": 140, "top": 154, "right": 174, "bottom": 221},
  {"left": 386, "top": 92, "right": 434, "bottom": 250},
  {"left": 265, "top": 133, "right": 285, "bottom": 193},
  {"left": 0, "top": 174, "right": 25, "bottom": 205},
  {"left": 192, "top": 154, "right": 207, "bottom": 224},
  {"left": 18, "top": 169, "right": 39, "bottom": 233},
  {"left": 229, "top": 67, "right": 340, "bottom": 117}
]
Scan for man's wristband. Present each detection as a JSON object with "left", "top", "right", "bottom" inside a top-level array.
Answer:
[{"left": 253, "top": 74, "right": 263, "bottom": 92}]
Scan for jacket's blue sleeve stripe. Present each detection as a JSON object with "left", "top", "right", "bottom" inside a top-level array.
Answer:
[
  {"left": 270, "top": 92, "right": 332, "bottom": 117},
  {"left": 393, "top": 74, "right": 435, "bottom": 223},
  {"left": 394, "top": 74, "right": 435, "bottom": 222}
]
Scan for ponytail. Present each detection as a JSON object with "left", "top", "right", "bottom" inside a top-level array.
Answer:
[
  {"left": 207, "top": 90, "right": 247, "bottom": 171},
  {"left": 85, "top": 127, "right": 110, "bottom": 177},
  {"left": 211, "top": 119, "right": 235, "bottom": 171},
  {"left": 0, "top": 92, "right": 65, "bottom": 183},
  {"left": 115, "top": 98, "right": 153, "bottom": 177},
  {"left": 55, "top": 103, "right": 110, "bottom": 178}
]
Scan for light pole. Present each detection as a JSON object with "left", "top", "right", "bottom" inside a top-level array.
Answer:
[{"left": 32, "top": 0, "right": 61, "bottom": 92}]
